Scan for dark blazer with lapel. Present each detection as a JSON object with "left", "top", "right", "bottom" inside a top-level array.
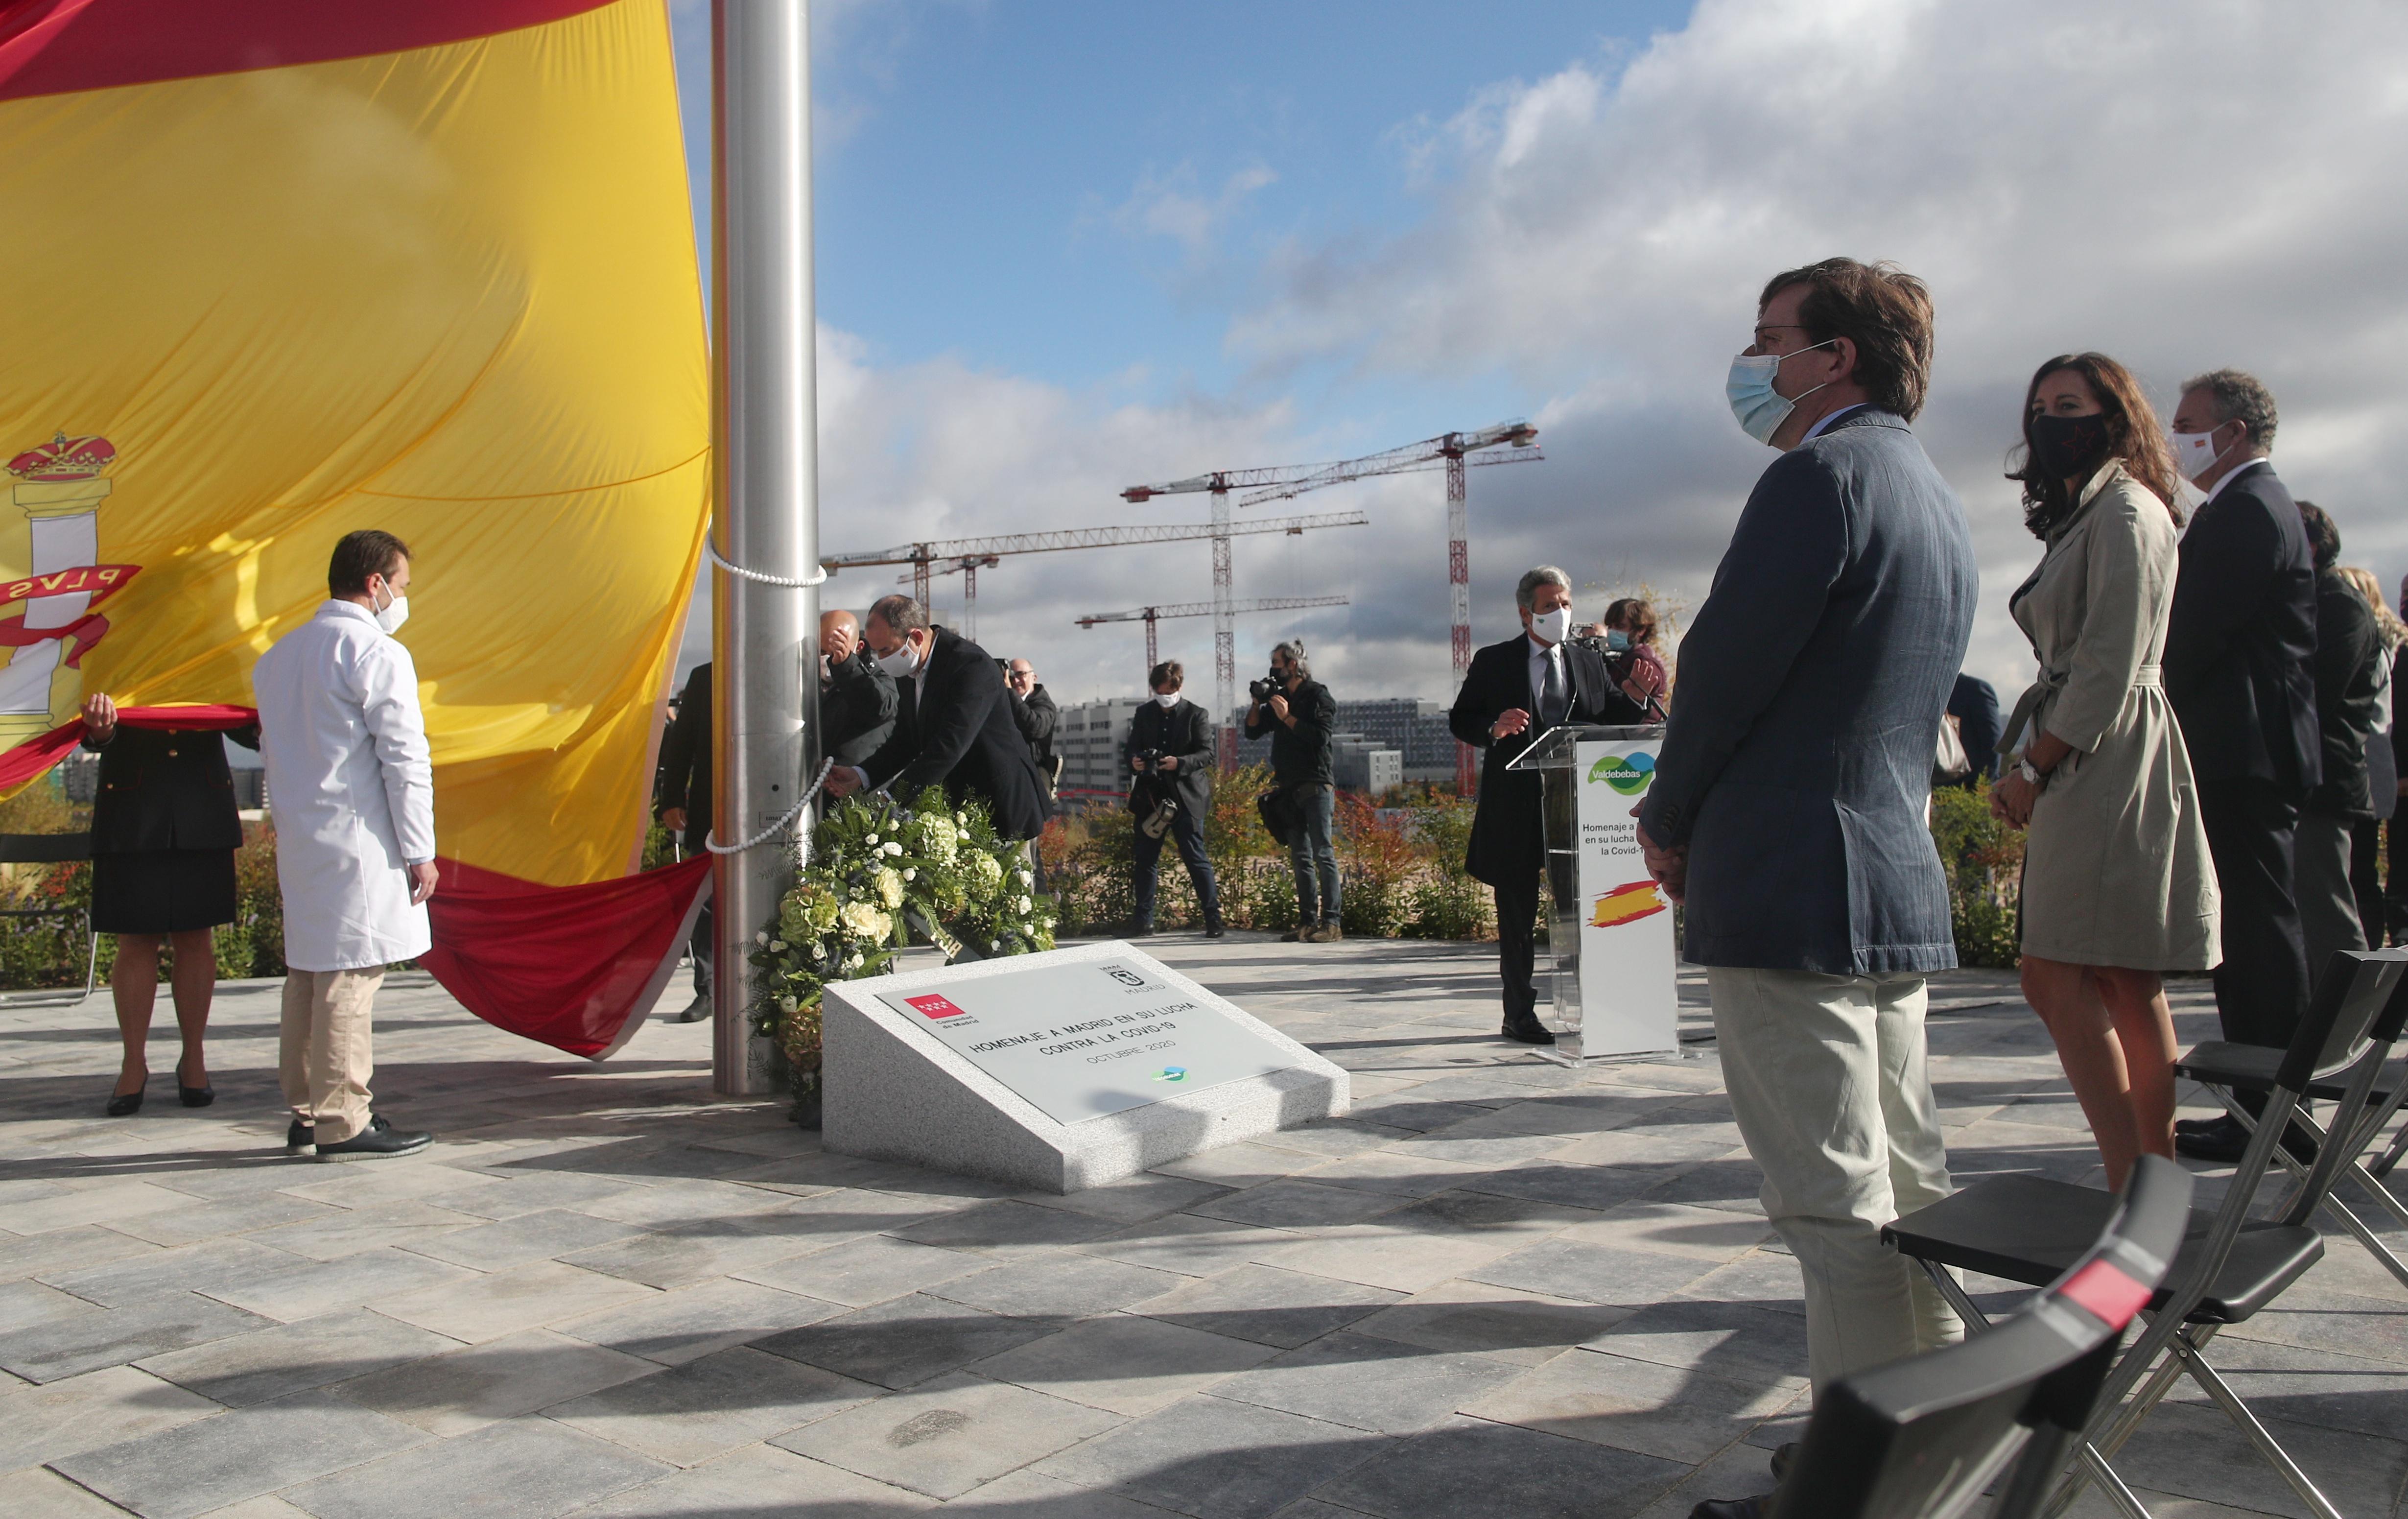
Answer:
[
  {"left": 655, "top": 662, "right": 711, "bottom": 838},
  {"left": 860, "top": 628, "right": 1051, "bottom": 840},
  {"left": 1124, "top": 696, "right": 1216, "bottom": 820},
  {"left": 86, "top": 724, "right": 259, "bottom": 854},
  {"left": 1637, "top": 408, "right": 1976, "bottom": 974},
  {"left": 822, "top": 647, "right": 898, "bottom": 767},
  {"left": 2161, "top": 461, "right": 2319, "bottom": 794},
  {"left": 1449, "top": 634, "right": 1640, "bottom": 885}
]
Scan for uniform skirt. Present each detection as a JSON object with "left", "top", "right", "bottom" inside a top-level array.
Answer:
[{"left": 90, "top": 849, "right": 238, "bottom": 935}]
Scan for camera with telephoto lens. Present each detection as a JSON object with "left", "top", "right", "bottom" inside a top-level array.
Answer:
[{"left": 1247, "top": 666, "right": 1285, "bottom": 703}]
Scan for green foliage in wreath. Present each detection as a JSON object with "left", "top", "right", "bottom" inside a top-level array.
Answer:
[{"left": 750, "top": 786, "right": 1056, "bottom": 1091}]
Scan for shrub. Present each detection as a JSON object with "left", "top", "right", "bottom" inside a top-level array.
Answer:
[{"left": 1930, "top": 780, "right": 2025, "bottom": 969}]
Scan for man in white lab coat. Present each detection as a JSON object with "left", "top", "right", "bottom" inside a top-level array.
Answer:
[{"left": 252, "top": 530, "right": 438, "bottom": 1161}]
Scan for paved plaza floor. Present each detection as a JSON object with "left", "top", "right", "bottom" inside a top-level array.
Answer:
[{"left": 2, "top": 935, "right": 2405, "bottom": 1519}]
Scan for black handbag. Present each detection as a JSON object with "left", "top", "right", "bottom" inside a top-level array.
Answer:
[{"left": 1256, "top": 784, "right": 1296, "bottom": 847}]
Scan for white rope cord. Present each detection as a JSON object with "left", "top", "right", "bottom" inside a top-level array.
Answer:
[
  {"left": 707, "top": 540, "right": 828, "bottom": 588},
  {"left": 704, "top": 756, "right": 838, "bottom": 855}
]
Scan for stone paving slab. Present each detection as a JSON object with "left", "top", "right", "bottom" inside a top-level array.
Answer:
[{"left": 0, "top": 946, "right": 2402, "bottom": 1517}]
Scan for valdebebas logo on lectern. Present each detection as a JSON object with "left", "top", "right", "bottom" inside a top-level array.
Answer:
[{"left": 1587, "top": 751, "right": 1655, "bottom": 795}]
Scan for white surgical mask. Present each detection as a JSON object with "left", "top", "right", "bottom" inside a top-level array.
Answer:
[
  {"left": 2170, "top": 426, "right": 2233, "bottom": 484},
  {"left": 371, "top": 584, "right": 410, "bottom": 635},
  {"left": 1726, "top": 339, "right": 1837, "bottom": 446},
  {"left": 875, "top": 637, "right": 921, "bottom": 679},
  {"left": 1529, "top": 607, "right": 1572, "bottom": 645},
  {"left": 1154, "top": 691, "right": 1179, "bottom": 708}
]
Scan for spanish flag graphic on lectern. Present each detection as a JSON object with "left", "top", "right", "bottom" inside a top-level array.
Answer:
[{"left": 0, "top": 0, "right": 713, "bottom": 1056}]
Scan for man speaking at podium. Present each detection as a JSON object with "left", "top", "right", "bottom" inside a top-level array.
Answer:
[{"left": 1450, "top": 566, "right": 1642, "bottom": 1044}]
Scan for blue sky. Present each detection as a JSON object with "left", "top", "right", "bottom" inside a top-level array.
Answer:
[{"left": 665, "top": 0, "right": 2408, "bottom": 710}]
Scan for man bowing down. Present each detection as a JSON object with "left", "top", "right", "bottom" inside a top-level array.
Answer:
[{"left": 253, "top": 530, "right": 437, "bottom": 1162}]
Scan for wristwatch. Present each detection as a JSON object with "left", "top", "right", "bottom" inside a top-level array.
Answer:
[{"left": 2017, "top": 758, "right": 2047, "bottom": 788}]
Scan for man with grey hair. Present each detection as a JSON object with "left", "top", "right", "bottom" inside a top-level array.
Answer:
[
  {"left": 1451, "top": 566, "right": 1644, "bottom": 1041},
  {"left": 2163, "top": 369, "right": 2320, "bottom": 1163},
  {"left": 1246, "top": 639, "right": 1342, "bottom": 940}
]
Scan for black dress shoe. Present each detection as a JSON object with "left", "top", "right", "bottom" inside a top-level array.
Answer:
[
  {"left": 105, "top": 1078, "right": 146, "bottom": 1117},
  {"left": 286, "top": 1119, "right": 316, "bottom": 1157},
  {"left": 315, "top": 1114, "right": 432, "bottom": 1162},
  {"left": 1204, "top": 920, "right": 1227, "bottom": 939},
  {"left": 1770, "top": 1441, "right": 1797, "bottom": 1483},
  {"left": 1500, "top": 1014, "right": 1558, "bottom": 1045},
  {"left": 1688, "top": 1497, "right": 1770, "bottom": 1519},
  {"left": 2173, "top": 1112, "right": 2317, "bottom": 1164},
  {"left": 2175, "top": 1113, "right": 2239, "bottom": 1139},
  {"left": 179, "top": 1082, "right": 215, "bottom": 1108}
]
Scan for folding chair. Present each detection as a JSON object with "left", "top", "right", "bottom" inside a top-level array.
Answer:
[
  {"left": 2180, "top": 956, "right": 2408, "bottom": 1291},
  {"left": 0, "top": 831, "right": 99, "bottom": 1009},
  {"left": 1884, "top": 949, "right": 2407, "bottom": 1519},
  {"left": 1779, "top": 1156, "right": 2192, "bottom": 1519}
]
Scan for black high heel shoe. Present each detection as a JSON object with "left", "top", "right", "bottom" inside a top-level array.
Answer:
[
  {"left": 179, "top": 1081, "right": 215, "bottom": 1109},
  {"left": 106, "top": 1075, "right": 147, "bottom": 1117}
]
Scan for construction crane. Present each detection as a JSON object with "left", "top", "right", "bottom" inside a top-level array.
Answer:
[
  {"left": 900, "top": 555, "right": 998, "bottom": 640},
  {"left": 1076, "top": 595, "right": 1349, "bottom": 673},
  {"left": 1122, "top": 421, "right": 1538, "bottom": 781},
  {"left": 823, "top": 510, "right": 1369, "bottom": 638}
]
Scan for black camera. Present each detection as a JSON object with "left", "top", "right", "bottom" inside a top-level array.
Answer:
[
  {"left": 1132, "top": 746, "right": 1165, "bottom": 771},
  {"left": 1248, "top": 666, "right": 1285, "bottom": 703}
]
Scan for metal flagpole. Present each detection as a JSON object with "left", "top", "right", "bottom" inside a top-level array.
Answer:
[{"left": 710, "top": 0, "right": 821, "bottom": 1096}]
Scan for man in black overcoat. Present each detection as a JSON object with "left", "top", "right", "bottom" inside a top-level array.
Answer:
[
  {"left": 1449, "top": 566, "right": 1643, "bottom": 1044},
  {"left": 2160, "top": 371, "right": 2322, "bottom": 1162},
  {"left": 826, "top": 595, "right": 1051, "bottom": 842},
  {"left": 1123, "top": 659, "right": 1224, "bottom": 937},
  {"left": 819, "top": 608, "right": 898, "bottom": 766}
]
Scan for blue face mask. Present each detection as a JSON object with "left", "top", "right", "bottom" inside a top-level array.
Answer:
[
  {"left": 1726, "top": 339, "right": 1837, "bottom": 445},
  {"left": 1605, "top": 629, "right": 1631, "bottom": 652}
]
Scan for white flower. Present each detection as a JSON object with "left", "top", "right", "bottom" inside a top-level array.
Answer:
[
  {"left": 769, "top": 939, "right": 786, "bottom": 953},
  {"left": 882, "top": 841, "right": 903, "bottom": 856},
  {"left": 865, "top": 833, "right": 879, "bottom": 846},
  {"left": 1016, "top": 871, "right": 1033, "bottom": 888},
  {"left": 845, "top": 952, "right": 863, "bottom": 970},
  {"left": 779, "top": 995, "right": 799, "bottom": 1012},
  {"left": 839, "top": 901, "right": 892, "bottom": 942},
  {"left": 1014, "top": 895, "right": 1032, "bottom": 914},
  {"left": 754, "top": 931, "right": 769, "bottom": 946},
  {"left": 956, "top": 811, "right": 968, "bottom": 824},
  {"left": 902, "top": 867, "right": 917, "bottom": 881}
]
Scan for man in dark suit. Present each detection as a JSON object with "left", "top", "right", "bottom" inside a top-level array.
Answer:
[
  {"left": 819, "top": 609, "right": 897, "bottom": 766},
  {"left": 2161, "top": 371, "right": 2322, "bottom": 1163},
  {"left": 1448, "top": 565, "right": 1643, "bottom": 1043},
  {"left": 1123, "top": 659, "right": 1224, "bottom": 937},
  {"left": 1640, "top": 260, "right": 1975, "bottom": 1519},
  {"left": 654, "top": 661, "right": 713, "bottom": 1021},
  {"left": 825, "top": 594, "right": 1050, "bottom": 841}
]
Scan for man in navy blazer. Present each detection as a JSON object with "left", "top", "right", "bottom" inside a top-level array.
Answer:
[
  {"left": 1639, "top": 260, "right": 1974, "bottom": 1519},
  {"left": 2160, "top": 370, "right": 2320, "bottom": 1163},
  {"left": 1448, "top": 566, "right": 1646, "bottom": 1043}
]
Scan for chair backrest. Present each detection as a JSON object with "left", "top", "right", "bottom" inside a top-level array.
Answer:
[
  {"left": 2274, "top": 947, "right": 2408, "bottom": 1226},
  {"left": 2284, "top": 949, "right": 2404, "bottom": 1093},
  {"left": 0, "top": 832, "right": 92, "bottom": 864},
  {"left": 1776, "top": 1157, "right": 2193, "bottom": 1519}
]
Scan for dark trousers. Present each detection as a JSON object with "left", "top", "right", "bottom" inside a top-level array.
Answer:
[
  {"left": 1133, "top": 807, "right": 1221, "bottom": 928},
  {"left": 2354, "top": 817, "right": 2388, "bottom": 947},
  {"left": 1288, "top": 783, "right": 1341, "bottom": 926},
  {"left": 1493, "top": 872, "right": 1541, "bottom": 1022},
  {"left": 682, "top": 823, "right": 712, "bottom": 997},
  {"left": 2196, "top": 775, "right": 2310, "bottom": 1049}
]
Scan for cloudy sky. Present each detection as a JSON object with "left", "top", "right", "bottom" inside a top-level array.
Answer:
[{"left": 666, "top": 0, "right": 2408, "bottom": 714}]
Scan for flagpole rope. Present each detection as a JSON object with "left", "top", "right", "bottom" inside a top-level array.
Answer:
[
  {"left": 704, "top": 756, "right": 838, "bottom": 854},
  {"left": 707, "top": 541, "right": 828, "bottom": 587}
]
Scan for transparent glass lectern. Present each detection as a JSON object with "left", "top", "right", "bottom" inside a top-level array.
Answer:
[{"left": 1506, "top": 722, "right": 1670, "bottom": 1066}]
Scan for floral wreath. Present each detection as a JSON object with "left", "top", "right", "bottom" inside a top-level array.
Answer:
[{"left": 750, "top": 786, "right": 1056, "bottom": 1097}]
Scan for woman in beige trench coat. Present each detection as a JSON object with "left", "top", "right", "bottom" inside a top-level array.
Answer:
[{"left": 1991, "top": 352, "right": 2220, "bottom": 1188}]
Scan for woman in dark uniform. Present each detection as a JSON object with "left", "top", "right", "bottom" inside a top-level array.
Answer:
[{"left": 82, "top": 693, "right": 259, "bottom": 1115}]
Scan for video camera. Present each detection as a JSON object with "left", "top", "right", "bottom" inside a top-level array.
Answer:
[{"left": 1247, "top": 665, "right": 1286, "bottom": 704}]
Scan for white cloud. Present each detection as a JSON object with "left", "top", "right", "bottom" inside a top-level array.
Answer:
[{"left": 700, "top": 0, "right": 2408, "bottom": 717}]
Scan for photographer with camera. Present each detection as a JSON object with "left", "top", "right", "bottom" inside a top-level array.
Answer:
[
  {"left": 1123, "top": 660, "right": 1225, "bottom": 938},
  {"left": 1246, "top": 640, "right": 1342, "bottom": 942},
  {"left": 1574, "top": 597, "right": 1669, "bottom": 720}
]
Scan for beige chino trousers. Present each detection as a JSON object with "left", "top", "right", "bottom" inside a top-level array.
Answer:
[
  {"left": 1707, "top": 966, "right": 1961, "bottom": 1394},
  {"left": 279, "top": 969, "right": 384, "bottom": 1146}
]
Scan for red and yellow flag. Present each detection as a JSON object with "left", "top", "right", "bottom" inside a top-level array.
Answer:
[{"left": 0, "top": 0, "right": 708, "bottom": 887}]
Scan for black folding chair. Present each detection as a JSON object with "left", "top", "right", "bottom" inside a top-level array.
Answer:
[
  {"left": 1884, "top": 949, "right": 2407, "bottom": 1519},
  {"left": 2180, "top": 958, "right": 2408, "bottom": 1292},
  {"left": 1778, "top": 1156, "right": 2191, "bottom": 1519},
  {"left": 0, "top": 831, "right": 99, "bottom": 1009}
]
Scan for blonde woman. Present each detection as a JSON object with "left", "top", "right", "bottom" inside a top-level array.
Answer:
[
  {"left": 2340, "top": 566, "right": 2403, "bottom": 945},
  {"left": 1991, "top": 353, "right": 2219, "bottom": 1188}
]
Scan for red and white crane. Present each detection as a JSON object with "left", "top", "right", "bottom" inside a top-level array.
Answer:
[
  {"left": 821, "top": 511, "right": 1369, "bottom": 642},
  {"left": 1076, "top": 594, "right": 1349, "bottom": 674},
  {"left": 1124, "top": 420, "right": 1540, "bottom": 789}
]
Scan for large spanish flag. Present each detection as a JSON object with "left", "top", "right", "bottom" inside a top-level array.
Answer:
[{"left": 0, "top": 0, "right": 708, "bottom": 893}]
